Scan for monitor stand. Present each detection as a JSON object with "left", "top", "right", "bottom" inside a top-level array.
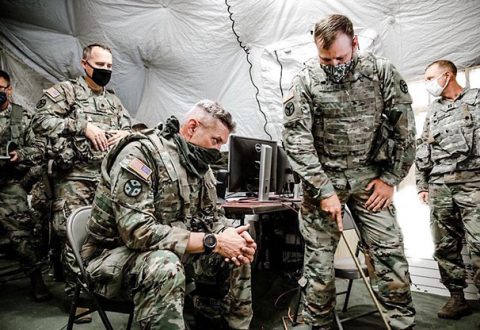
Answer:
[
  {"left": 293, "top": 183, "right": 301, "bottom": 200},
  {"left": 258, "top": 144, "right": 272, "bottom": 202}
]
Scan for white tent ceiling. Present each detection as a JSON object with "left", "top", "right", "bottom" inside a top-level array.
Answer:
[{"left": 1, "top": 0, "right": 479, "bottom": 141}]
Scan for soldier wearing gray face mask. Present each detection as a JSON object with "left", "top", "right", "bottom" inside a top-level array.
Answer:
[
  {"left": 416, "top": 60, "right": 480, "bottom": 321},
  {"left": 283, "top": 14, "right": 416, "bottom": 330}
]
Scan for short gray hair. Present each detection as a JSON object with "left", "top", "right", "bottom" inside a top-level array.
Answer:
[{"left": 190, "top": 99, "right": 236, "bottom": 132}]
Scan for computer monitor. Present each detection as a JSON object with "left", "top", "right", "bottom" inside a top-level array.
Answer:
[
  {"left": 228, "top": 135, "right": 278, "bottom": 198},
  {"left": 275, "top": 146, "right": 296, "bottom": 195}
]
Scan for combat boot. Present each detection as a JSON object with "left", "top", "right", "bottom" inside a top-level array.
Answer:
[
  {"left": 437, "top": 290, "right": 472, "bottom": 319},
  {"left": 30, "top": 269, "right": 52, "bottom": 302}
]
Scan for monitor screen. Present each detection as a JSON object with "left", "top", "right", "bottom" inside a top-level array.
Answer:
[{"left": 228, "top": 135, "right": 278, "bottom": 194}]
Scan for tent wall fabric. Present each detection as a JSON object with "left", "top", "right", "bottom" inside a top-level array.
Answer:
[{"left": 1, "top": 0, "right": 480, "bottom": 141}]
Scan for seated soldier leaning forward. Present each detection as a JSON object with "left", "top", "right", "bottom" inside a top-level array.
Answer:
[{"left": 81, "top": 101, "right": 256, "bottom": 330}]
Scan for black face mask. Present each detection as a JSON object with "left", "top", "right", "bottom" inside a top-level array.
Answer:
[
  {"left": 85, "top": 61, "right": 112, "bottom": 87},
  {"left": 0, "top": 91, "right": 7, "bottom": 106}
]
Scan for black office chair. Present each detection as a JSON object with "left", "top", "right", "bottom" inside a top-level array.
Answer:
[
  {"left": 66, "top": 206, "right": 134, "bottom": 330},
  {"left": 288, "top": 207, "right": 387, "bottom": 329}
]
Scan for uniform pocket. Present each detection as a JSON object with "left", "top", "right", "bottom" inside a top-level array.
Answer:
[
  {"left": 415, "top": 142, "right": 432, "bottom": 171},
  {"left": 52, "top": 199, "right": 69, "bottom": 236},
  {"left": 472, "top": 128, "right": 480, "bottom": 156},
  {"left": 86, "top": 246, "right": 132, "bottom": 299}
]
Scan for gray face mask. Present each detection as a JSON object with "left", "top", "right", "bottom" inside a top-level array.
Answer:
[{"left": 320, "top": 55, "right": 356, "bottom": 83}]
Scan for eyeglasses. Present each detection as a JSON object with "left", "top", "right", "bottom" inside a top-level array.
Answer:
[{"left": 0, "top": 85, "right": 10, "bottom": 91}]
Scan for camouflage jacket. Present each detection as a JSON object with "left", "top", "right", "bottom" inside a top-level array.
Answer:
[
  {"left": 283, "top": 53, "right": 416, "bottom": 200},
  {"left": 0, "top": 103, "right": 44, "bottom": 182},
  {"left": 31, "top": 76, "right": 131, "bottom": 180},
  {"left": 82, "top": 129, "right": 229, "bottom": 261},
  {"left": 416, "top": 88, "right": 480, "bottom": 191}
]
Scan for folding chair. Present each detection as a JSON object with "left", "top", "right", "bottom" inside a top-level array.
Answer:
[
  {"left": 66, "top": 206, "right": 134, "bottom": 330},
  {"left": 333, "top": 207, "right": 390, "bottom": 330},
  {"left": 287, "top": 207, "right": 391, "bottom": 330}
]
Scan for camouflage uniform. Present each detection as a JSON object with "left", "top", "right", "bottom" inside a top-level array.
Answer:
[
  {"left": 31, "top": 76, "right": 131, "bottom": 290},
  {"left": 416, "top": 88, "right": 480, "bottom": 291},
  {"left": 0, "top": 102, "right": 45, "bottom": 273},
  {"left": 283, "top": 53, "right": 416, "bottom": 329},
  {"left": 81, "top": 126, "right": 253, "bottom": 330}
]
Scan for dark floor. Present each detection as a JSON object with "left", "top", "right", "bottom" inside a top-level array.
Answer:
[{"left": 0, "top": 266, "right": 479, "bottom": 330}]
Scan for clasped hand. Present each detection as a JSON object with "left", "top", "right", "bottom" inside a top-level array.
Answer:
[{"left": 216, "top": 224, "right": 257, "bottom": 267}]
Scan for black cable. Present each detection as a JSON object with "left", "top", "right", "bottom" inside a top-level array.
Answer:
[
  {"left": 274, "top": 50, "right": 284, "bottom": 98},
  {"left": 274, "top": 286, "right": 297, "bottom": 310},
  {"left": 224, "top": 0, "right": 273, "bottom": 140}
]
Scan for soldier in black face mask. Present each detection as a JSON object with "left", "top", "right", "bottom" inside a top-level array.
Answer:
[
  {"left": 0, "top": 69, "right": 51, "bottom": 302},
  {"left": 0, "top": 83, "right": 9, "bottom": 109},
  {"left": 30, "top": 43, "right": 132, "bottom": 322}
]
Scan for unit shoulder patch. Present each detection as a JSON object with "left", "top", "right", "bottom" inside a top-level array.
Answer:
[
  {"left": 127, "top": 157, "right": 152, "bottom": 181},
  {"left": 36, "top": 98, "right": 47, "bottom": 109},
  {"left": 284, "top": 101, "right": 295, "bottom": 117},
  {"left": 399, "top": 80, "right": 408, "bottom": 94},
  {"left": 124, "top": 179, "right": 142, "bottom": 197}
]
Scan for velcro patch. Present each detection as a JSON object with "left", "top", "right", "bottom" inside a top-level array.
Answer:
[
  {"left": 283, "top": 90, "right": 294, "bottom": 103},
  {"left": 45, "top": 87, "right": 61, "bottom": 99},
  {"left": 127, "top": 157, "right": 152, "bottom": 181}
]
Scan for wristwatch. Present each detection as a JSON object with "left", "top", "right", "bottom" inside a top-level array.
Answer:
[{"left": 203, "top": 233, "right": 217, "bottom": 255}]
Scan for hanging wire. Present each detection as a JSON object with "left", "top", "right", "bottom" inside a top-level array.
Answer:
[
  {"left": 274, "top": 50, "right": 284, "bottom": 99},
  {"left": 224, "top": 0, "right": 273, "bottom": 140}
]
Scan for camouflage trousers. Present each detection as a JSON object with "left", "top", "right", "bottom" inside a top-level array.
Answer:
[
  {"left": 52, "top": 177, "right": 97, "bottom": 294},
  {"left": 0, "top": 181, "right": 44, "bottom": 272},
  {"left": 86, "top": 246, "right": 253, "bottom": 330},
  {"left": 299, "top": 178, "right": 415, "bottom": 330},
  {"left": 429, "top": 181, "right": 480, "bottom": 291},
  {"left": 30, "top": 180, "right": 51, "bottom": 255}
]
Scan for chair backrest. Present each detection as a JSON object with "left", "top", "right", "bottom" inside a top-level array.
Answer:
[
  {"left": 342, "top": 206, "right": 360, "bottom": 236},
  {"left": 66, "top": 206, "right": 92, "bottom": 280}
]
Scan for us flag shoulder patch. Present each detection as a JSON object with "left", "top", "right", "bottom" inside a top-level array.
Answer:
[
  {"left": 127, "top": 158, "right": 152, "bottom": 181},
  {"left": 45, "top": 87, "right": 61, "bottom": 99}
]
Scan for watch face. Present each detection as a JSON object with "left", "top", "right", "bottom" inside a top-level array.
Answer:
[{"left": 204, "top": 234, "right": 217, "bottom": 248}]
